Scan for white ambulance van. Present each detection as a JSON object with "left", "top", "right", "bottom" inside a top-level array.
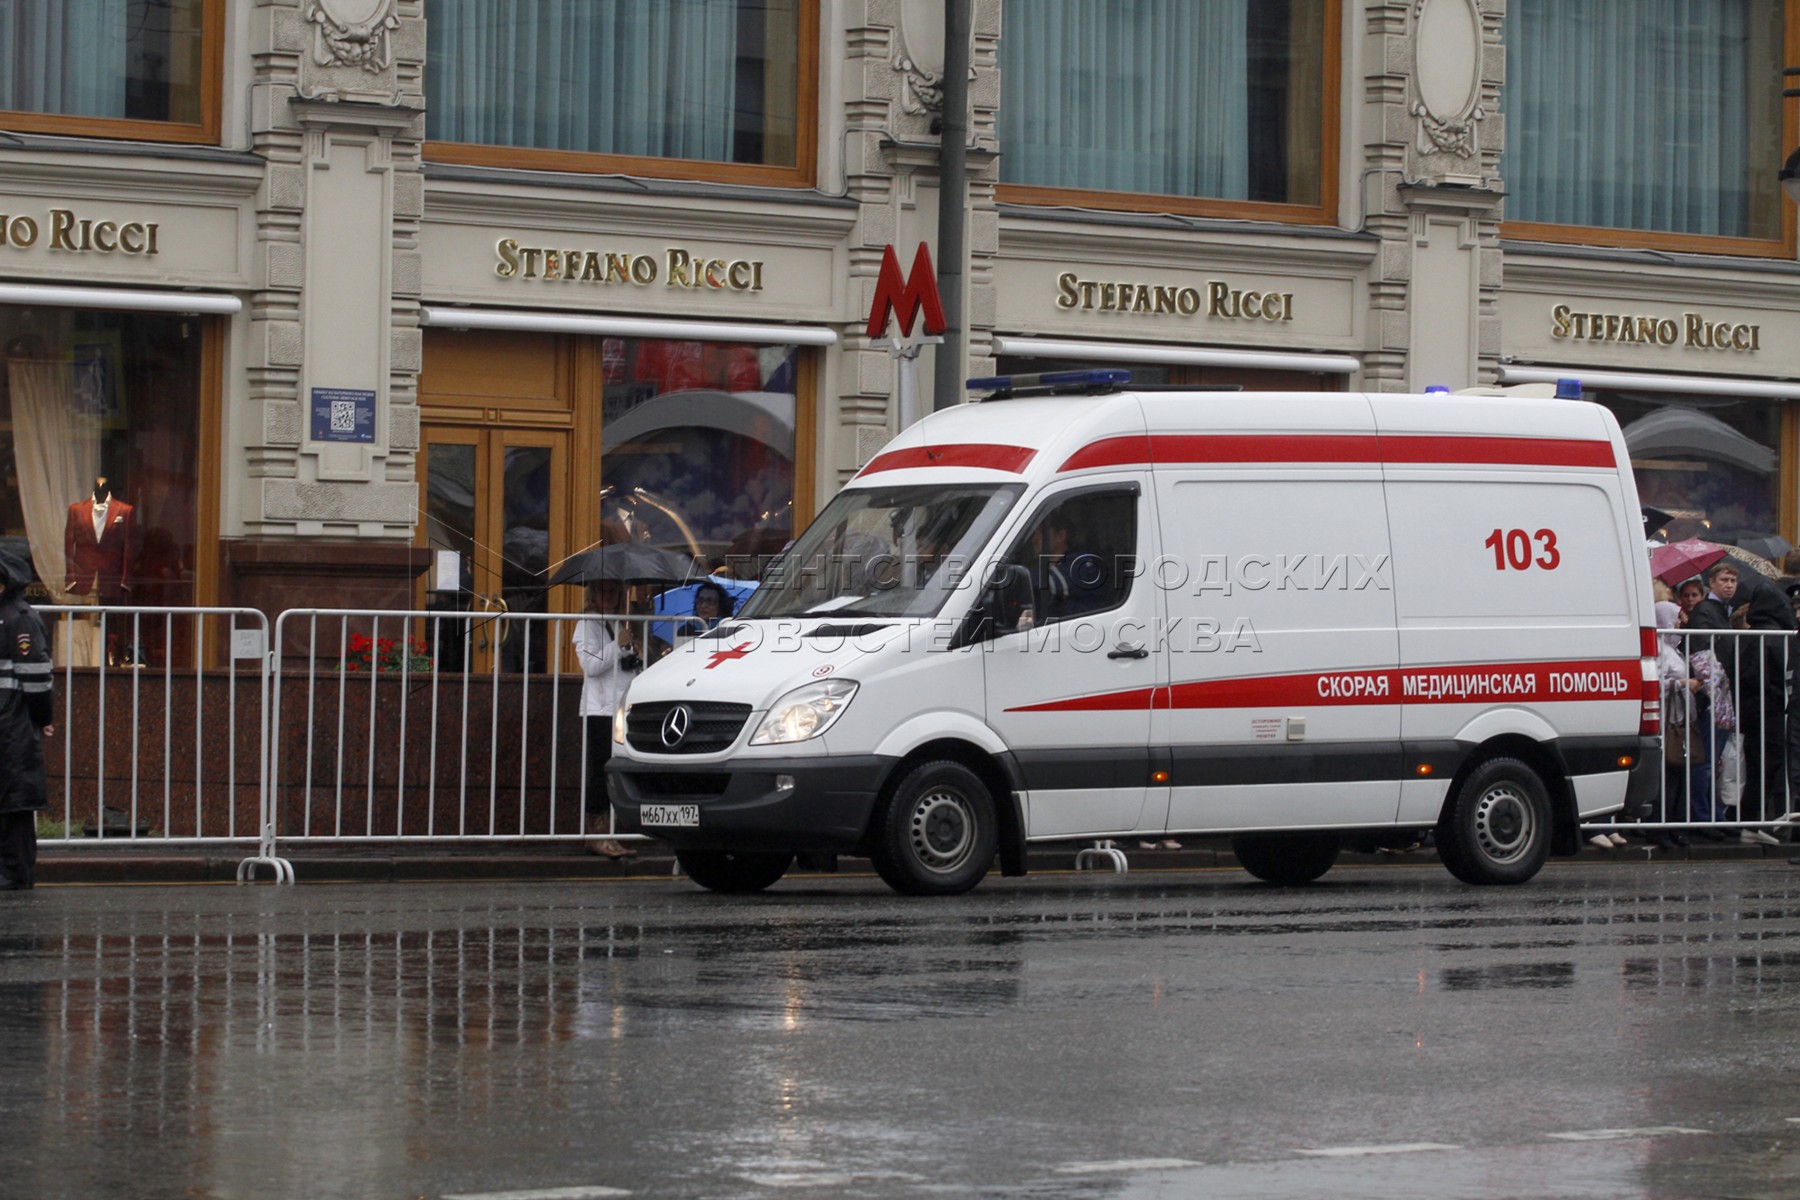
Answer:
[{"left": 608, "top": 372, "right": 1660, "bottom": 896}]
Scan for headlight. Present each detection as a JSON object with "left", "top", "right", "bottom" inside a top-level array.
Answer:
[
  {"left": 613, "top": 705, "right": 629, "bottom": 745},
  {"left": 751, "top": 680, "right": 859, "bottom": 745}
]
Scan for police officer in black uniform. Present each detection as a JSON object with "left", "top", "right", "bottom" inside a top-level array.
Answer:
[{"left": 0, "top": 549, "right": 53, "bottom": 889}]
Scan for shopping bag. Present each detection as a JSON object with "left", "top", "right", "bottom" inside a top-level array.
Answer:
[{"left": 1718, "top": 732, "right": 1745, "bottom": 811}]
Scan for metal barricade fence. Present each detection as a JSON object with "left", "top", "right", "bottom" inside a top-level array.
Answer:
[
  {"left": 263, "top": 608, "right": 665, "bottom": 874},
  {"left": 35, "top": 605, "right": 273, "bottom": 873},
  {"left": 33, "top": 603, "right": 1800, "bottom": 879},
  {"left": 1586, "top": 625, "right": 1798, "bottom": 846}
]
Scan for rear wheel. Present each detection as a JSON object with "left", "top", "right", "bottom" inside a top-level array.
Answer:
[
  {"left": 676, "top": 849, "right": 794, "bottom": 894},
  {"left": 869, "top": 760, "right": 997, "bottom": 896},
  {"left": 1436, "top": 756, "right": 1552, "bottom": 885},
  {"left": 1230, "top": 832, "right": 1340, "bottom": 885}
]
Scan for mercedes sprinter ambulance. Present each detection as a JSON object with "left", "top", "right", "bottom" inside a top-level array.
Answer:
[{"left": 608, "top": 374, "right": 1660, "bottom": 895}]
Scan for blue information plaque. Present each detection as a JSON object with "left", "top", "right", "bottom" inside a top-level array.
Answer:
[{"left": 310, "top": 387, "right": 376, "bottom": 444}]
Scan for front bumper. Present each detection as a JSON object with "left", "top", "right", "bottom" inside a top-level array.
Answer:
[{"left": 607, "top": 754, "right": 895, "bottom": 853}]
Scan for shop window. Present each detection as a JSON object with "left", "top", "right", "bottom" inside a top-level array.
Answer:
[
  {"left": 1502, "top": 0, "right": 1793, "bottom": 255},
  {"left": 994, "top": 356, "right": 1341, "bottom": 392},
  {"left": 1600, "top": 390, "right": 1782, "bottom": 542},
  {"left": 0, "top": 308, "right": 202, "bottom": 659},
  {"left": 600, "top": 340, "right": 798, "bottom": 579},
  {"left": 426, "top": 0, "right": 816, "bottom": 185},
  {"left": 0, "top": 0, "right": 220, "bottom": 143},
  {"left": 997, "top": 0, "right": 1337, "bottom": 221}
]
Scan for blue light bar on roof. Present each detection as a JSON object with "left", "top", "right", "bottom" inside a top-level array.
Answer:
[{"left": 966, "top": 369, "right": 1132, "bottom": 393}]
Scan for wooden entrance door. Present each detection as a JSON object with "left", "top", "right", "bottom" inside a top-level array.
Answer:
[{"left": 419, "top": 426, "right": 569, "bottom": 673}]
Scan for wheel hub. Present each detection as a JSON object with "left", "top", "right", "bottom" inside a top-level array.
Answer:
[
  {"left": 1474, "top": 784, "right": 1533, "bottom": 864},
  {"left": 910, "top": 790, "right": 974, "bottom": 873}
]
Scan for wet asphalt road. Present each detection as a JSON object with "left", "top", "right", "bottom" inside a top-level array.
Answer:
[{"left": 1, "top": 860, "right": 1798, "bottom": 1200}]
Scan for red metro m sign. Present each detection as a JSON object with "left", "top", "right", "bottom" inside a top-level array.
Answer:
[{"left": 865, "top": 242, "right": 947, "bottom": 341}]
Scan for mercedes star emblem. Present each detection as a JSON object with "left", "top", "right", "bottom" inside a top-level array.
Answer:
[{"left": 660, "top": 704, "right": 692, "bottom": 748}]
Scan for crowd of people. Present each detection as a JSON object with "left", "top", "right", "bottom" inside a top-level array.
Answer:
[{"left": 1639, "top": 550, "right": 1800, "bottom": 863}]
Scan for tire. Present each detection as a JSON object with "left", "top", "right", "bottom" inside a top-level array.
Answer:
[
  {"left": 676, "top": 849, "right": 793, "bottom": 894},
  {"left": 869, "top": 760, "right": 997, "bottom": 896},
  {"left": 1436, "top": 756, "right": 1553, "bottom": 885},
  {"left": 1231, "top": 832, "right": 1340, "bottom": 885}
]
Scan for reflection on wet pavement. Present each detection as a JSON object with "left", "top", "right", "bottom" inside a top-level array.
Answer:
[{"left": 0, "top": 863, "right": 1793, "bottom": 1198}]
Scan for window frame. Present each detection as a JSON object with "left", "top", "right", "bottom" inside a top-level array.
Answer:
[
  {"left": 0, "top": 0, "right": 225, "bottom": 145},
  {"left": 1500, "top": 0, "right": 1800, "bottom": 258},
  {"left": 993, "top": 482, "right": 1143, "bottom": 634},
  {"left": 423, "top": 0, "right": 820, "bottom": 188},
  {"left": 994, "top": 0, "right": 1342, "bottom": 225}
]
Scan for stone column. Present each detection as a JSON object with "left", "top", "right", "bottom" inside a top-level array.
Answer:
[
  {"left": 1362, "top": 0, "right": 1505, "bottom": 392},
  {"left": 833, "top": 0, "right": 1002, "bottom": 490},
  {"left": 230, "top": 0, "right": 426, "bottom": 617}
]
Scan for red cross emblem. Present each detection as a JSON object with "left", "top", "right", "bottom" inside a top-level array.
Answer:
[{"left": 705, "top": 642, "right": 754, "bottom": 670}]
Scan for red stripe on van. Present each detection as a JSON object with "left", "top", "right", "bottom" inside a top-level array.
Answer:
[
  {"left": 1005, "top": 659, "right": 1641, "bottom": 713},
  {"left": 1004, "top": 686, "right": 1161, "bottom": 713},
  {"left": 1058, "top": 434, "right": 1153, "bottom": 472},
  {"left": 1057, "top": 433, "right": 1615, "bottom": 472},
  {"left": 1383, "top": 435, "right": 1615, "bottom": 468},
  {"left": 860, "top": 443, "right": 1038, "bottom": 476}
]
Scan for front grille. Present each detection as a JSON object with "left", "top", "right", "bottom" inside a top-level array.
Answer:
[
  {"left": 627, "top": 701, "right": 752, "bottom": 755},
  {"left": 630, "top": 772, "right": 732, "bottom": 798}
]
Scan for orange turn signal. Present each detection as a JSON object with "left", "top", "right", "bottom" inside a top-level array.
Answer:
[
  {"left": 1416, "top": 763, "right": 1433, "bottom": 776},
  {"left": 1617, "top": 755, "right": 1634, "bottom": 768},
  {"left": 1151, "top": 770, "right": 1170, "bottom": 784}
]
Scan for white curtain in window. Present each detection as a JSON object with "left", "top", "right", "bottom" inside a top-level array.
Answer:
[
  {"left": 8, "top": 359, "right": 101, "bottom": 601},
  {"left": 0, "top": 0, "right": 128, "bottom": 117},
  {"left": 1505, "top": 0, "right": 1759, "bottom": 236},
  {"left": 999, "top": 0, "right": 1249, "bottom": 197},
  {"left": 429, "top": 0, "right": 739, "bottom": 161}
]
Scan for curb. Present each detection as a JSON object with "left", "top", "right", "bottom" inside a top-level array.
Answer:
[{"left": 30, "top": 839, "right": 1796, "bottom": 885}]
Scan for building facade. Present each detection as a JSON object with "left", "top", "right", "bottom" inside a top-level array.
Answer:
[{"left": 0, "top": 0, "right": 1795, "bottom": 643}]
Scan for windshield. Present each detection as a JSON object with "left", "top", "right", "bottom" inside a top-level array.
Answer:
[{"left": 739, "top": 483, "right": 1025, "bottom": 619}]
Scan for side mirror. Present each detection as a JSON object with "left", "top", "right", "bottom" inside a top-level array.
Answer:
[
  {"left": 985, "top": 562, "right": 1037, "bottom": 637},
  {"left": 950, "top": 562, "right": 1034, "bottom": 650}
]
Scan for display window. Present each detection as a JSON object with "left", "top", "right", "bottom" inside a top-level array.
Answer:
[
  {"left": 995, "top": 356, "right": 1342, "bottom": 392},
  {"left": 996, "top": 0, "right": 1338, "bottom": 222},
  {"left": 0, "top": 307, "right": 205, "bottom": 663},
  {"left": 424, "top": 0, "right": 818, "bottom": 187},
  {"left": 0, "top": 0, "right": 222, "bottom": 144},
  {"left": 1595, "top": 388, "right": 1788, "bottom": 544},
  {"left": 1501, "top": 0, "right": 1796, "bottom": 256}
]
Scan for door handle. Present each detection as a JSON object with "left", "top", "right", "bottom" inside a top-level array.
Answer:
[{"left": 1107, "top": 646, "right": 1150, "bottom": 660}]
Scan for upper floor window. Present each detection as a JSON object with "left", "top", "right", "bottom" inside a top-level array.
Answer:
[
  {"left": 1502, "top": 0, "right": 1792, "bottom": 255},
  {"left": 997, "top": 0, "right": 1337, "bottom": 221},
  {"left": 426, "top": 0, "right": 816, "bottom": 186},
  {"left": 0, "top": 0, "right": 220, "bottom": 143}
]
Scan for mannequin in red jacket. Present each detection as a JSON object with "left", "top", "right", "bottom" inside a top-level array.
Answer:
[{"left": 64, "top": 476, "right": 136, "bottom": 665}]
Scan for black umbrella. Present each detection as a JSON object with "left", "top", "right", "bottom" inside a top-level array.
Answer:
[
  {"left": 1732, "top": 533, "right": 1794, "bottom": 564},
  {"left": 545, "top": 542, "right": 698, "bottom": 587},
  {"left": 1641, "top": 506, "right": 1674, "bottom": 539}
]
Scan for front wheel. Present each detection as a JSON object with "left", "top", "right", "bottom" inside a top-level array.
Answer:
[
  {"left": 1231, "top": 832, "right": 1340, "bottom": 885},
  {"left": 676, "top": 849, "right": 794, "bottom": 894},
  {"left": 1436, "top": 756, "right": 1552, "bottom": 885},
  {"left": 869, "top": 760, "right": 997, "bottom": 896}
]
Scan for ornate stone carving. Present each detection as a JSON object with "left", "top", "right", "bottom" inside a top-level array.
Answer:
[
  {"left": 895, "top": 48, "right": 944, "bottom": 117},
  {"left": 307, "top": 0, "right": 400, "bottom": 74},
  {"left": 1411, "top": 0, "right": 1485, "bottom": 158}
]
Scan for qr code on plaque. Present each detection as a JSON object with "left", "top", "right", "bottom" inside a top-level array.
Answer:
[{"left": 328, "top": 400, "right": 356, "bottom": 433}]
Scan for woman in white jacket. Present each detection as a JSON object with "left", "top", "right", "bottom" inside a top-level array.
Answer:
[{"left": 575, "top": 580, "right": 639, "bottom": 858}]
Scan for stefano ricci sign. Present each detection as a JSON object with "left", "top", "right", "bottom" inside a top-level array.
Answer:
[
  {"left": 1550, "top": 303, "right": 1759, "bottom": 353},
  {"left": 1055, "top": 272, "right": 1294, "bottom": 323},
  {"left": 494, "top": 238, "right": 764, "bottom": 292}
]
